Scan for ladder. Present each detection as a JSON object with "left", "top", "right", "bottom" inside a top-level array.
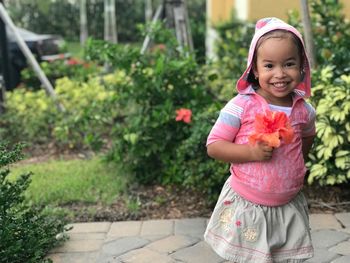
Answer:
[{"left": 141, "top": 0, "right": 193, "bottom": 54}]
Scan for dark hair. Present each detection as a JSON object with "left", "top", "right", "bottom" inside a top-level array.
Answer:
[{"left": 247, "top": 30, "right": 304, "bottom": 85}]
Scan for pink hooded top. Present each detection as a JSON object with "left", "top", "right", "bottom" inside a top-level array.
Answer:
[{"left": 207, "top": 17, "right": 316, "bottom": 206}]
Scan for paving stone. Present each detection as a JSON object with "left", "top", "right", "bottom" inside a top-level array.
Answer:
[
  {"left": 50, "top": 239, "right": 104, "bottom": 253},
  {"left": 95, "top": 255, "right": 122, "bottom": 263},
  {"left": 147, "top": 235, "right": 200, "bottom": 254},
  {"left": 107, "top": 221, "right": 142, "bottom": 237},
  {"left": 100, "top": 236, "right": 150, "bottom": 257},
  {"left": 47, "top": 252, "right": 99, "bottom": 263},
  {"left": 140, "top": 219, "right": 174, "bottom": 236},
  {"left": 311, "top": 230, "right": 349, "bottom": 248},
  {"left": 332, "top": 255, "right": 350, "bottom": 263},
  {"left": 339, "top": 228, "right": 350, "bottom": 234},
  {"left": 68, "top": 232, "right": 106, "bottom": 240},
  {"left": 304, "top": 248, "right": 340, "bottom": 263},
  {"left": 174, "top": 218, "right": 206, "bottom": 239},
  {"left": 330, "top": 240, "right": 350, "bottom": 255},
  {"left": 118, "top": 247, "right": 176, "bottom": 263},
  {"left": 335, "top": 213, "right": 350, "bottom": 228},
  {"left": 309, "top": 214, "right": 342, "bottom": 230},
  {"left": 67, "top": 222, "right": 111, "bottom": 233},
  {"left": 171, "top": 241, "right": 224, "bottom": 263},
  {"left": 143, "top": 235, "right": 172, "bottom": 242}
]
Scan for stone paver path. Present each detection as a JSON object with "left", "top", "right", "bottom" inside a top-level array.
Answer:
[{"left": 48, "top": 213, "right": 350, "bottom": 263}]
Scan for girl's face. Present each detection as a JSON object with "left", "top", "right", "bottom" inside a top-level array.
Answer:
[{"left": 253, "top": 36, "right": 302, "bottom": 106}]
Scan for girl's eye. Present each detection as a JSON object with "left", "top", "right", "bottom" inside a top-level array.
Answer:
[
  {"left": 285, "top": 62, "right": 296, "bottom": 67},
  {"left": 264, "top": 64, "right": 273, "bottom": 69}
]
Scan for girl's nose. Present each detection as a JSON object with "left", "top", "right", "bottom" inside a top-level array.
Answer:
[{"left": 275, "top": 67, "right": 286, "bottom": 77}]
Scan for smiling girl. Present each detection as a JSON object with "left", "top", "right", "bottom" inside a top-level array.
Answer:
[{"left": 204, "top": 17, "right": 316, "bottom": 263}]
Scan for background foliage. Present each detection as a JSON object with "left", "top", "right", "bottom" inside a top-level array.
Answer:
[
  {"left": 1, "top": 0, "right": 349, "bottom": 206},
  {"left": 6, "top": 0, "right": 206, "bottom": 61}
]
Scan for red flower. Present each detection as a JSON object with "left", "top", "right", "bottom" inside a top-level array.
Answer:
[
  {"left": 175, "top": 108, "right": 192, "bottom": 124},
  {"left": 67, "top": 58, "right": 80, "bottom": 65},
  {"left": 235, "top": 220, "right": 241, "bottom": 227},
  {"left": 248, "top": 110, "right": 294, "bottom": 148}
]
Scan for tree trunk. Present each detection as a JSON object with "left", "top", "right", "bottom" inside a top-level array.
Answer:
[
  {"left": 104, "top": 0, "right": 117, "bottom": 43},
  {"left": 300, "top": 0, "right": 316, "bottom": 68},
  {"left": 80, "top": 0, "right": 88, "bottom": 45},
  {"left": 145, "top": 0, "right": 153, "bottom": 23}
]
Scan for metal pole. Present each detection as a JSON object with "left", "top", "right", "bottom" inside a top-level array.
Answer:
[
  {"left": 0, "top": 2, "right": 65, "bottom": 112},
  {"left": 141, "top": 4, "right": 163, "bottom": 54}
]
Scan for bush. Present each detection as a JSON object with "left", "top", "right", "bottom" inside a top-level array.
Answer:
[
  {"left": 307, "top": 67, "right": 350, "bottom": 185},
  {"left": 107, "top": 50, "right": 211, "bottom": 184},
  {"left": 0, "top": 72, "right": 127, "bottom": 151},
  {"left": 20, "top": 58, "right": 99, "bottom": 90},
  {"left": 0, "top": 143, "right": 67, "bottom": 263},
  {"left": 206, "top": 17, "right": 254, "bottom": 100},
  {"left": 167, "top": 104, "right": 229, "bottom": 204},
  {"left": 288, "top": 0, "right": 350, "bottom": 78}
]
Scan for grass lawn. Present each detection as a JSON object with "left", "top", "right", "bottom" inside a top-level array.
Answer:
[
  {"left": 10, "top": 156, "right": 127, "bottom": 207},
  {"left": 66, "top": 41, "right": 84, "bottom": 58}
]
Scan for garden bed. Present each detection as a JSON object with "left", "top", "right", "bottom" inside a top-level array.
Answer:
[{"left": 18, "top": 148, "right": 350, "bottom": 223}]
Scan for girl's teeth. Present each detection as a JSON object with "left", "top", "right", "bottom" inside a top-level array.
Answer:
[{"left": 274, "top": 83, "right": 286, "bottom": 88}]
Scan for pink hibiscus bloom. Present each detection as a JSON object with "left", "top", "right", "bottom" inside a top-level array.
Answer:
[{"left": 248, "top": 110, "right": 294, "bottom": 148}]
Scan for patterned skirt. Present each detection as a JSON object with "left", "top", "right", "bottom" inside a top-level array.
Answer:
[{"left": 204, "top": 178, "right": 314, "bottom": 263}]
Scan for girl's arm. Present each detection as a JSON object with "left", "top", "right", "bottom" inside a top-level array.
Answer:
[
  {"left": 302, "top": 135, "right": 315, "bottom": 160},
  {"left": 207, "top": 140, "right": 274, "bottom": 163}
]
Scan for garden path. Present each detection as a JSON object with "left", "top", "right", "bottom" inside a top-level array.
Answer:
[{"left": 48, "top": 213, "right": 350, "bottom": 263}]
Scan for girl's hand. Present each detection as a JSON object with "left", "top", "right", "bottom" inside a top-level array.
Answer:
[{"left": 250, "top": 141, "right": 274, "bottom": 161}]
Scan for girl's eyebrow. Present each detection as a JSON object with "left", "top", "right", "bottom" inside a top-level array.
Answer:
[{"left": 261, "top": 57, "right": 297, "bottom": 62}]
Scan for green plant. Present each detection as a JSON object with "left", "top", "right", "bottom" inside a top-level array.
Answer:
[
  {"left": 288, "top": 0, "right": 350, "bottom": 78},
  {"left": 167, "top": 105, "right": 229, "bottom": 204},
  {"left": 107, "top": 51, "right": 211, "bottom": 184},
  {"left": 0, "top": 143, "right": 67, "bottom": 263},
  {"left": 20, "top": 58, "right": 99, "bottom": 90},
  {"left": 206, "top": 17, "right": 254, "bottom": 100},
  {"left": 1, "top": 72, "right": 126, "bottom": 151},
  {"left": 307, "top": 67, "right": 350, "bottom": 185}
]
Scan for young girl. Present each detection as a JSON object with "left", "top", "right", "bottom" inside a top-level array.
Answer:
[{"left": 204, "top": 17, "right": 316, "bottom": 263}]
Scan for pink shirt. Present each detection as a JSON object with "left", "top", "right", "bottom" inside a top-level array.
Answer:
[{"left": 207, "top": 87, "right": 316, "bottom": 206}]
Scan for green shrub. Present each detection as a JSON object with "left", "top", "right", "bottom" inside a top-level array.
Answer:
[
  {"left": 307, "top": 67, "right": 350, "bottom": 185},
  {"left": 1, "top": 72, "right": 126, "bottom": 150},
  {"left": 288, "top": 0, "right": 350, "bottom": 77},
  {"left": 0, "top": 143, "right": 67, "bottom": 263},
  {"left": 205, "top": 17, "right": 254, "bottom": 100},
  {"left": 20, "top": 58, "right": 99, "bottom": 90},
  {"left": 91, "top": 24, "right": 211, "bottom": 184},
  {"left": 167, "top": 104, "right": 229, "bottom": 204},
  {"left": 0, "top": 89, "right": 56, "bottom": 144},
  {"left": 108, "top": 52, "right": 211, "bottom": 184}
]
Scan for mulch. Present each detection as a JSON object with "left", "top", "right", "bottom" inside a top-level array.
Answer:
[{"left": 61, "top": 183, "right": 350, "bottom": 223}]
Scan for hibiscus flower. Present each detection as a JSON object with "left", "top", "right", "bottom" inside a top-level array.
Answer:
[
  {"left": 248, "top": 110, "right": 294, "bottom": 148},
  {"left": 175, "top": 108, "right": 192, "bottom": 124}
]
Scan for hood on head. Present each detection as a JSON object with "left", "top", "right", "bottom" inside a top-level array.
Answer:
[{"left": 236, "top": 17, "right": 311, "bottom": 98}]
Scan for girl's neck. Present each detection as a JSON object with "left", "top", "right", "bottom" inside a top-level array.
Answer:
[{"left": 256, "top": 88, "right": 293, "bottom": 107}]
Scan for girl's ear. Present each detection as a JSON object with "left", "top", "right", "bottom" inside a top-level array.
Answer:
[{"left": 252, "top": 66, "right": 258, "bottom": 79}]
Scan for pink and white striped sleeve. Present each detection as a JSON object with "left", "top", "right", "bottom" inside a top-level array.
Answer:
[
  {"left": 301, "top": 102, "right": 316, "bottom": 137},
  {"left": 206, "top": 95, "right": 246, "bottom": 146}
]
